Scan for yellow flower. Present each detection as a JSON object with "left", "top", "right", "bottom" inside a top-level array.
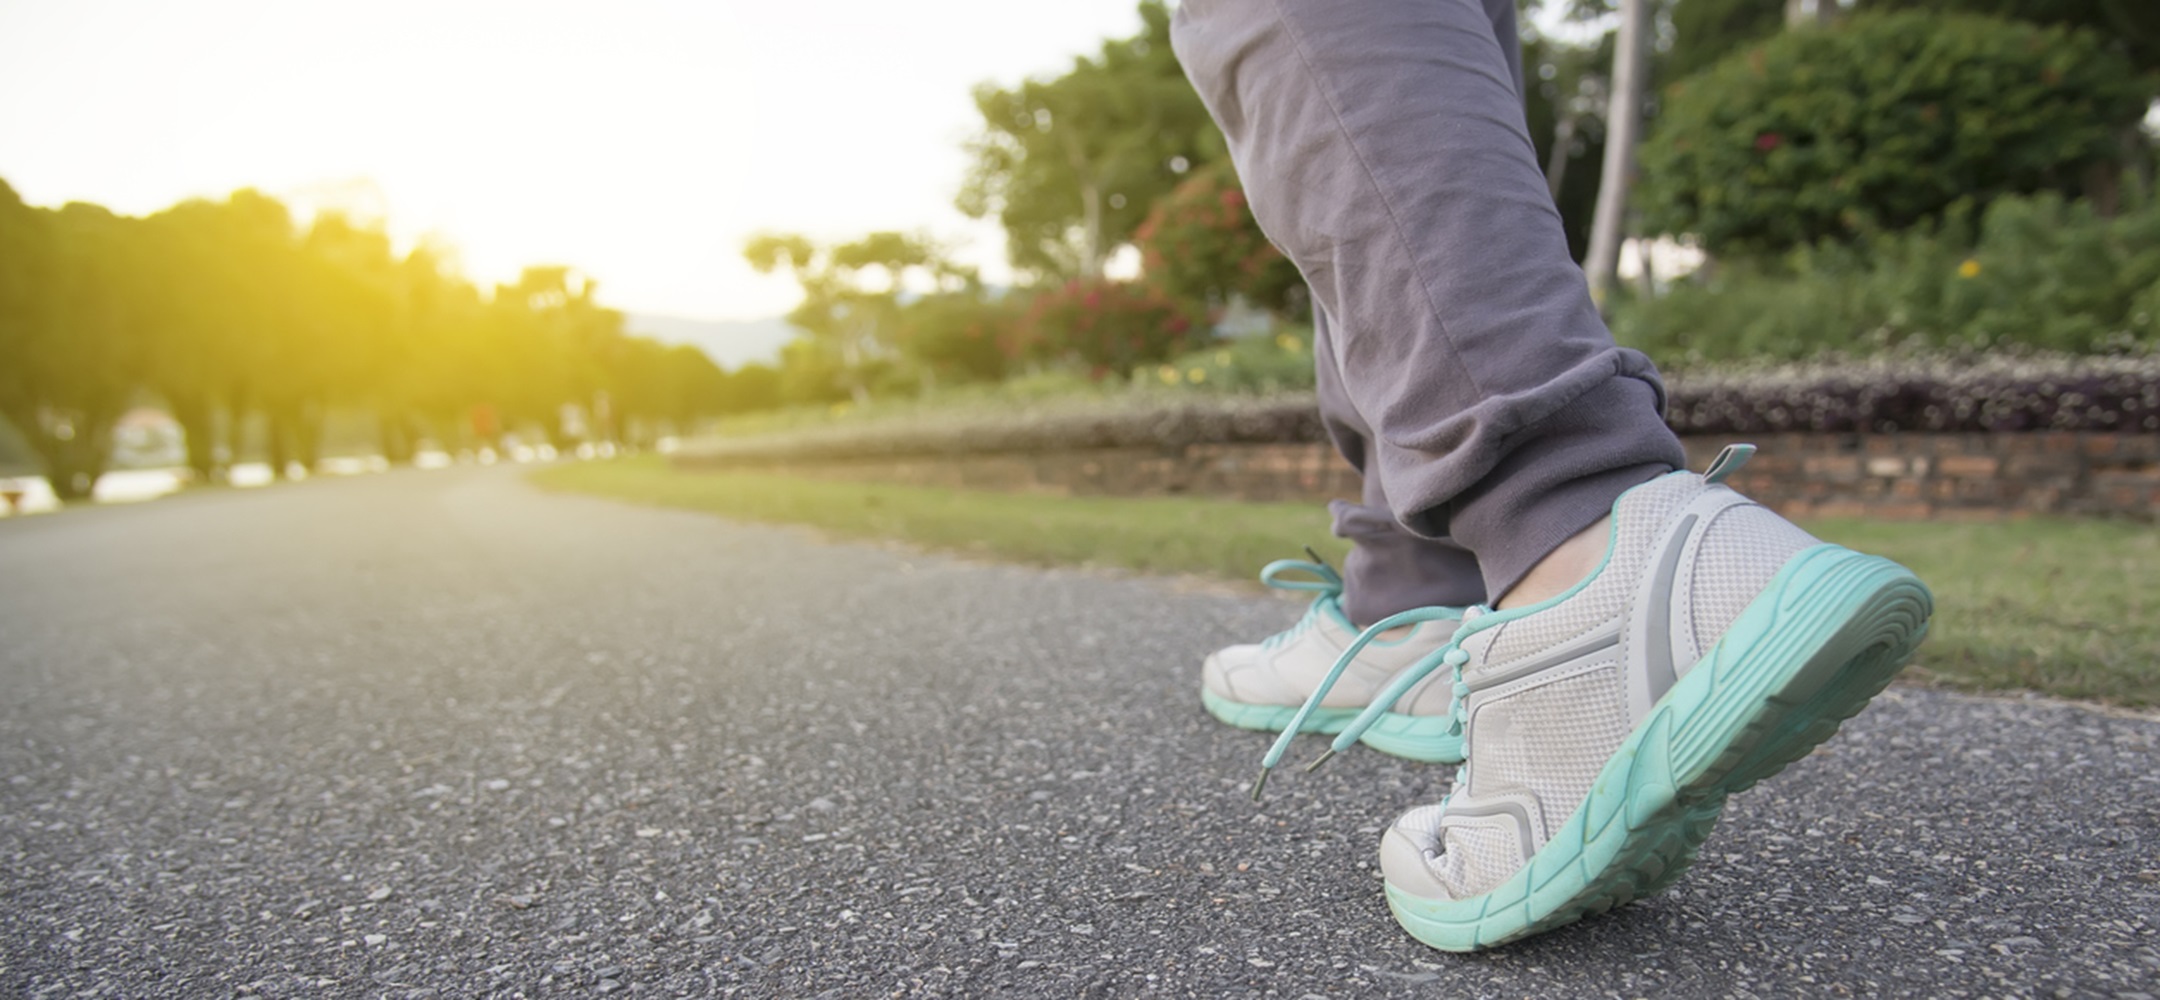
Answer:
[
  {"left": 1188, "top": 367, "right": 1208, "bottom": 384},
  {"left": 1957, "top": 258, "right": 1981, "bottom": 279},
  {"left": 828, "top": 401, "right": 851, "bottom": 417},
  {"left": 1276, "top": 333, "right": 1302, "bottom": 354},
  {"left": 1214, "top": 350, "right": 1232, "bottom": 366},
  {"left": 1158, "top": 365, "right": 1181, "bottom": 384}
]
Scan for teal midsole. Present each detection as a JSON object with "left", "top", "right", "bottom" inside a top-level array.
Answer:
[{"left": 1202, "top": 687, "right": 1465, "bottom": 764}]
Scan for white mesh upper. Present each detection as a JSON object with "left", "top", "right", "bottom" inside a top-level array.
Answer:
[
  {"left": 1428, "top": 814, "right": 1523, "bottom": 900},
  {"left": 1468, "top": 664, "right": 1629, "bottom": 837},
  {"left": 1476, "top": 472, "right": 1697, "bottom": 669},
  {"left": 1204, "top": 597, "right": 1458, "bottom": 711},
  {"left": 1688, "top": 505, "right": 1820, "bottom": 654}
]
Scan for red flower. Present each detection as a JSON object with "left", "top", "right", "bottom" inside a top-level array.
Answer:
[{"left": 1754, "top": 132, "right": 1783, "bottom": 152}]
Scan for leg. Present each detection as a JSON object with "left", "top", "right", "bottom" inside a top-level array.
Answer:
[
  {"left": 1197, "top": 307, "right": 1473, "bottom": 763},
  {"left": 1314, "top": 304, "right": 1486, "bottom": 624},
  {"left": 1177, "top": 0, "right": 1933, "bottom": 953},
  {"left": 1172, "top": 0, "right": 1685, "bottom": 599}
]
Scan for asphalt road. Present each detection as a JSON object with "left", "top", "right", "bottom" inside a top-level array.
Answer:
[{"left": 2, "top": 465, "right": 2154, "bottom": 999}]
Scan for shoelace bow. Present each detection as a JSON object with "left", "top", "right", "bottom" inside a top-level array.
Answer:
[{"left": 1251, "top": 604, "right": 1489, "bottom": 802}]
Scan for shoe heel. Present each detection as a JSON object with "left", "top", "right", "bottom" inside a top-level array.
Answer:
[{"left": 1672, "top": 544, "right": 1934, "bottom": 798}]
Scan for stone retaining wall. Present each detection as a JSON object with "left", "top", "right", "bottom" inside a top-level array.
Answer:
[{"left": 677, "top": 432, "right": 2160, "bottom": 520}]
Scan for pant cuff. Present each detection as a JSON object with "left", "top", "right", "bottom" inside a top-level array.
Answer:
[{"left": 1445, "top": 377, "right": 1681, "bottom": 599}]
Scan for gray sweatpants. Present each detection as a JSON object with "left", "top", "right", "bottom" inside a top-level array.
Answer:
[{"left": 1171, "top": 0, "right": 1687, "bottom": 622}]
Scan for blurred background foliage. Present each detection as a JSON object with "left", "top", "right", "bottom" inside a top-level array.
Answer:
[
  {"left": 1638, "top": 12, "right": 2151, "bottom": 254},
  {"left": 0, "top": 181, "right": 764, "bottom": 498},
  {"left": 6, "top": 0, "right": 2159, "bottom": 498}
]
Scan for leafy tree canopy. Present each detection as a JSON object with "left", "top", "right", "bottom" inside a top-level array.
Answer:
[
  {"left": 957, "top": 1, "right": 1224, "bottom": 280},
  {"left": 1639, "top": 12, "right": 2153, "bottom": 254}
]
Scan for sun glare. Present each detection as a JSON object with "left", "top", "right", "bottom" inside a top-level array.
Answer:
[{"left": 0, "top": 0, "right": 1146, "bottom": 322}]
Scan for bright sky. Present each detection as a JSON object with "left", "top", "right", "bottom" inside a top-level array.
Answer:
[{"left": 0, "top": 0, "right": 1148, "bottom": 321}]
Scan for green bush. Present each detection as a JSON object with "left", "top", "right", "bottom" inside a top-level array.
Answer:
[
  {"left": 1613, "top": 193, "right": 2160, "bottom": 362},
  {"left": 1638, "top": 12, "right": 2152, "bottom": 255},
  {"left": 894, "top": 291, "right": 1023, "bottom": 385},
  {"left": 1147, "top": 325, "right": 1317, "bottom": 394}
]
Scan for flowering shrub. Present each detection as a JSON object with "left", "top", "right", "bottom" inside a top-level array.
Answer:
[
  {"left": 1664, "top": 352, "right": 2160, "bottom": 435},
  {"left": 1151, "top": 326, "right": 1317, "bottom": 394},
  {"left": 1020, "top": 278, "right": 1203, "bottom": 378},
  {"left": 1132, "top": 163, "right": 1307, "bottom": 319},
  {"left": 1639, "top": 13, "right": 2151, "bottom": 254}
]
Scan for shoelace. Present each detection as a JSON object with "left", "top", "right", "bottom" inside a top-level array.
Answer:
[
  {"left": 1254, "top": 556, "right": 1344, "bottom": 652},
  {"left": 1251, "top": 604, "right": 1489, "bottom": 801}
]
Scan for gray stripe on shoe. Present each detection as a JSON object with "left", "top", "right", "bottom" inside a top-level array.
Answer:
[
  {"left": 1466, "top": 620, "right": 1623, "bottom": 693},
  {"left": 1642, "top": 513, "right": 1699, "bottom": 707}
]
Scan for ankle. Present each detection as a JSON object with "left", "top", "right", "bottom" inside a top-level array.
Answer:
[{"left": 1495, "top": 516, "right": 1610, "bottom": 610}]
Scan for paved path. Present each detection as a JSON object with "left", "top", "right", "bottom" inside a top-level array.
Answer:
[{"left": 1, "top": 466, "right": 2154, "bottom": 998}]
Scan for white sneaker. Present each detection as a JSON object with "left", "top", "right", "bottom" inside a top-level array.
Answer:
[
  {"left": 1382, "top": 445, "right": 1931, "bottom": 949},
  {"left": 1203, "top": 557, "right": 1466, "bottom": 763},
  {"left": 1259, "top": 446, "right": 1932, "bottom": 950}
]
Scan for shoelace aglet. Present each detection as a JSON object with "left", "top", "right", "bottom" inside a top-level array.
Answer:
[
  {"left": 1249, "top": 767, "right": 1271, "bottom": 802},
  {"left": 1302, "top": 748, "right": 1336, "bottom": 773}
]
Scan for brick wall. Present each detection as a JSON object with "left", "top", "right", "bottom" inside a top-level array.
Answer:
[
  {"left": 1680, "top": 433, "right": 2159, "bottom": 519},
  {"left": 679, "top": 432, "right": 2160, "bottom": 520}
]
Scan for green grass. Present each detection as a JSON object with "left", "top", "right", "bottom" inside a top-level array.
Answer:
[
  {"left": 534, "top": 457, "right": 2159, "bottom": 708},
  {"left": 1801, "top": 517, "right": 2157, "bottom": 708},
  {"left": 533, "top": 456, "right": 1353, "bottom": 580}
]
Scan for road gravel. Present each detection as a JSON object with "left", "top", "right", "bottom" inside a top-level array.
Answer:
[{"left": 1, "top": 465, "right": 2154, "bottom": 998}]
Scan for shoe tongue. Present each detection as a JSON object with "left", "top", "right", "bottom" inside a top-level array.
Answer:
[{"left": 1318, "top": 593, "right": 1360, "bottom": 634}]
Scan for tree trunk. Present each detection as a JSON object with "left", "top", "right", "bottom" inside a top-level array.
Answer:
[
  {"left": 1061, "top": 128, "right": 1107, "bottom": 278},
  {"left": 32, "top": 408, "right": 118, "bottom": 502},
  {"left": 1785, "top": 0, "right": 1835, "bottom": 28},
  {"left": 223, "top": 391, "right": 250, "bottom": 480},
  {"left": 166, "top": 391, "right": 219, "bottom": 482},
  {"left": 294, "top": 401, "right": 324, "bottom": 471},
  {"left": 379, "top": 411, "right": 414, "bottom": 465},
  {"left": 1584, "top": 0, "right": 1648, "bottom": 308},
  {"left": 1078, "top": 181, "right": 1105, "bottom": 278},
  {"left": 1545, "top": 109, "right": 1580, "bottom": 201},
  {"left": 267, "top": 404, "right": 293, "bottom": 480}
]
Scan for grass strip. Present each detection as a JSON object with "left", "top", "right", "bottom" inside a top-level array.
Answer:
[{"left": 534, "top": 457, "right": 2158, "bottom": 708}]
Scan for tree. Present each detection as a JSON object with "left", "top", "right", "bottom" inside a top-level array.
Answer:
[
  {"left": 957, "top": 1, "right": 1224, "bottom": 280},
  {"left": 1666, "top": 0, "right": 1790, "bottom": 80},
  {"left": 718, "top": 363, "right": 783, "bottom": 415},
  {"left": 0, "top": 176, "right": 686, "bottom": 486},
  {"left": 0, "top": 197, "right": 150, "bottom": 499},
  {"left": 1583, "top": 0, "right": 1652, "bottom": 304},
  {"left": 744, "top": 231, "right": 964, "bottom": 404},
  {"left": 135, "top": 190, "right": 300, "bottom": 480},
  {"left": 489, "top": 266, "right": 626, "bottom": 447},
  {"left": 1132, "top": 162, "right": 1307, "bottom": 321},
  {"left": 1638, "top": 12, "right": 2153, "bottom": 255},
  {"left": 1859, "top": 0, "right": 2160, "bottom": 73}
]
